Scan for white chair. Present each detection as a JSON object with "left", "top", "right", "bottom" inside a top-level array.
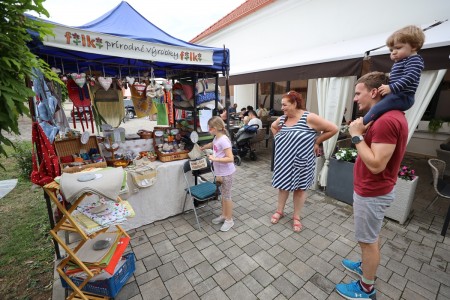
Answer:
[{"left": 428, "top": 159, "right": 450, "bottom": 236}]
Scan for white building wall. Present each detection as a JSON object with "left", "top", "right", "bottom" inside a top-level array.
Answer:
[
  {"left": 234, "top": 84, "right": 257, "bottom": 110},
  {"left": 199, "top": 0, "right": 450, "bottom": 76}
]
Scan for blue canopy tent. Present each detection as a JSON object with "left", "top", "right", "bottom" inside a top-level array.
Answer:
[{"left": 27, "top": 1, "right": 230, "bottom": 78}]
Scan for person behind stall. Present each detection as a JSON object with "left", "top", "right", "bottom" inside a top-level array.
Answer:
[
  {"left": 200, "top": 117, "right": 236, "bottom": 232},
  {"left": 219, "top": 109, "right": 228, "bottom": 122},
  {"left": 238, "top": 107, "right": 247, "bottom": 119},
  {"left": 362, "top": 25, "right": 425, "bottom": 125}
]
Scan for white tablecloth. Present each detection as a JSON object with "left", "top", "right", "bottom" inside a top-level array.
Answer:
[{"left": 121, "top": 159, "right": 193, "bottom": 231}]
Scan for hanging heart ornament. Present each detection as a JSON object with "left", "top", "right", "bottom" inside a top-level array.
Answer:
[
  {"left": 98, "top": 77, "right": 113, "bottom": 91},
  {"left": 126, "top": 76, "right": 135, "bottom": 85},
  {"left": 134, "top": 82, "right": 147, "bottom": 96},
  {"left": 71, "top": 73, "right": 86, "bottom": 88}
]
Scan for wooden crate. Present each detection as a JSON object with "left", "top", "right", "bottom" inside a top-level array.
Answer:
[{"left": 54, "top": 136, "right": 106, "bottom": 173}]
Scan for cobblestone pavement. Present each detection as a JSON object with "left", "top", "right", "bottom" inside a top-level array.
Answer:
[{"left": 53, "top": 142, "right": 450, "bottom": 300}]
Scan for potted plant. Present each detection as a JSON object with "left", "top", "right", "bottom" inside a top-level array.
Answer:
[
  {"left": 326, "top": 147, "right": 357, "bottom": 205},
  {"left": 385, "top": 165, "right": 419, "bottom": 224}
]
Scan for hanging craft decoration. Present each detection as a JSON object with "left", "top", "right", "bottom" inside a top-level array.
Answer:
[
  {"left": 98, "top": 76, "right": 113, "bottom": 91},
  {"left": 71, "top": 73, "right": 86, "bottom": 88},
  {"left": 126, "top": 76, "right": 135, "bottom": 85},
  {"left": 133, "top": 82, "right": 146, "bottom": 96}
]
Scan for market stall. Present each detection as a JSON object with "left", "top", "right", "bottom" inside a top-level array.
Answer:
[{"left": 27, "top": 3, "right": 229, "bottom": 297}]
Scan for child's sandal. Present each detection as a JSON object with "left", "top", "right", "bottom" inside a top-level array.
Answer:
[
  {"left": 271, "top": 211, "right": 284, "bottom": 224},
  {"left": 293, "top": 216, "right": 303, "bottom": 232}
]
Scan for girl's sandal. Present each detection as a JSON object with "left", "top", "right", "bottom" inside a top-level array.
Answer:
[
  {"left": 293, "top": 216, "right": 303, "bottom": 232},
  {"left": 271, "top": 211, "right": 284, "bottom": 224}
]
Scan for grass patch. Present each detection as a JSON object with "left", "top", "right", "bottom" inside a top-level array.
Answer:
[{"left": 0, "top": 142, "right": 54, "bottom": 300}]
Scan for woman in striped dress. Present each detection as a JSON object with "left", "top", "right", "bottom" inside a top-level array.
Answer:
[{"left": 270, "top": 91, "right": 338, "bottom": 232}]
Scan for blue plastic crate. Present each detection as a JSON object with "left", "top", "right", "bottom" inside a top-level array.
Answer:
[{"left": 61, "top": 253, "right": 135, "bottom": 298}]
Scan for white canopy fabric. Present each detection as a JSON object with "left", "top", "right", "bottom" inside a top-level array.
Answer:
[
  {"left": 405, "top": 70, "right": 447, "bottom": 142},
  {"left": 313, "top": 76, "right": 357, "bottom": 188}
]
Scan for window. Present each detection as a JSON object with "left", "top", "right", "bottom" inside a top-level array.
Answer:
[{"left": 422, "top": 71, "right": 450, "bottom": 122}]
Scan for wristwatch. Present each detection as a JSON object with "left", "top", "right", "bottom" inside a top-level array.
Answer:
[{"left": 351, "top": 135, "right": 364, "bottom": 144}]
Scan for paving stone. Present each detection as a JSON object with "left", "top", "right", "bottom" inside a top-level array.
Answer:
[
  {"left": 193, "top": 277, "right": 217, "bottom": 296},
  {"left": 401, "top": 254, "right": 423, "bottom": 271},
  {"left": 386, "top": 257, "right": 408, "bottom": 276},
  {"left": 225, "top": 281, "right": 257, "bottom": 300},
  {"left": 233, "top": 253, "right": 259, "bottom": 274},
  {"left": 212, "top": 256, "right": 233, "bottom": 272},
  {"left": 376, "top": 278, "right": 402, "bottom": 300},
  {"left": 200, "top": 286, "right": 229, "bottom": 300},
  {"left": 225, "top": 263, "right": 246, "bottom": 281},
  {"left": 194, "top": 237, "right": 214, "bottom": 250},
  {"left": 224, "top": 245, "right": 244, "bottom": 260},
  {"left": 181, "top": 247, "right": 206, "bottom": 268},
  {"left": 136, "top": 269, "right": 159, "bottom": 285},
  {"left": 250, "top": 267, "right": 274, "bottom": 287},
  {"left": 133, "top": 242, "right": 156, "bottom": 260},
  {"left": 178, "top": 291, "right": 200, "bottom": 300},
  {"left": 184, "top": 268, "right": 203, "bottom": 286},
  {"left": 157, "top": 262, "right": 178, "bottom": 281},
  {"left": 171, "top": 235, "right": 189, "bottom": 246},
  {"left": 116, "top": 281, "right": 140, "bottom": 300},
  {"left": 375, "top": 264, "right": 393, "bottom": 282},
  {"left": 305, "top": 255, "right": 334, "bottom": 277},
  {"left": 149, "top": 232, "right": 168, "bottom": 244},
  {"left": 165, "top": 273, "right": 194, "bottom": 300},
  {"left": 261, "top": 231, "right": 285, "bottom": 246},
  {"left": 195, "top": 260, "right": 217, "bottom": 280},
  {"left": 278, "top": 236, "right": 302, "bottom": 253},
  {"left": 201, "top": 244, "right": 225, "bottom": 264},
  {"left": 231, "top": 232, "right": 254, "bottom": 248},
  {"left": 213, "top": 269, "right": 236, "bottom": 290},
  {"left": 242, "top": 274, "right": 264, "bottom": 294},
  {"left": 407, "top": 241, "right": 434, "bottom": 260},
  {"left": 257, "top": 285, "right": 281, "bottom": 300},
  {"left": 252, "top": 250, "right": 278, "bottom": 271},
  {"left": 272, "top": 275, "right": 297, "bottom": 298},
  {"left": 153, "top": 239, "right": 176, "bottom": 257},
  {"left": 130, "top": 234, "right": 149, "bottom": 247},
  {"left": 142, "top": 253, "right": 162, "bottom": 271},
  {"left": 405, "top": 267, "right": 440, "bottom": 293},
  {"left": 239, "top": 240, "right": 261, "bottom": 255},
  {"left": 217, "top": 239, "right": 235, "bottom": 251},
  {"left": 140, "top": 277, "right": 169, "bottom": 300},
  {"left": 420, "top": 263, "right": 450, "bottom": 285},
  {"left": 402, "top": 287, "right": 430, "bottom": 300},
  {"left": 143, "top": 224, "right": 166, "bottom": 238},
  {"left": 288, "top": 259, "right": 316, "bottom": 281},
  {"left": 291, "top": 288, "right": 315, "bottom": 299},
  {"left": 172, "top": 256, "right": 190, "bottom": 274},
  {"left": 175, "top": 239, "right": 195, "bottom": 254},
  {"left": 274, "top": 250, "right": 296, "bottom": 265},
  {"left": 267, "top": 244, "right": 284, "bottom": 256},
  {"left": 134, "top": 259, "right": 147, "bottom": 276},
  {"left": 160, "top": 250, "right": 180, "bottom": 264},
  {"left": 405, "top": 280, "right": 437, "bottom": 299}
]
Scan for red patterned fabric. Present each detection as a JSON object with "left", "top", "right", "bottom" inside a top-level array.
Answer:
[{"left": 31, "top": 122, "right": 61, "bottom": 186}]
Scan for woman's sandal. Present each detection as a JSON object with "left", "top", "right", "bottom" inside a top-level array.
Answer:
[
  {"left": 293, "top": 216, "right": 303, "bottom": 232},
  {"left": 271, "top": 211, "right": 284, "bottom": 224}
]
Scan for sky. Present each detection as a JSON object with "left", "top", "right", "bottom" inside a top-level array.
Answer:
[{"left": 29, "top": 0, "right": 247, "bottom": 41}]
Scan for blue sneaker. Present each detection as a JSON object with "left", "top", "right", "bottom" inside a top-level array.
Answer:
[
  {"left": 342, "top": 259, "right": 363, "bottom": 277},
  {"left": 336, "top": 280, "right": 376, "bottom": 299}
]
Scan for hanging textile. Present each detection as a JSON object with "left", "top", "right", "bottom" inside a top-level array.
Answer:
[
  {"left": 155, "top": 96, "right": 169, "bottom": 126},
  {"left": 32, "top": 68, "right": 59, "bottom": 143},
  {"left": 130, "top": 83, "right": 152, "bottom": 118},
  {"left": 66, "top": 78, "right": 94, "bottom": 132},
  {"left": 88, "top": 79, "right": 124, "bottom": 128},
  {"left": 31, "top": 122, "right": 60, "bottom": 186},
  {"left": 165, "top": 90, "right": 174, "bottom": 125}
]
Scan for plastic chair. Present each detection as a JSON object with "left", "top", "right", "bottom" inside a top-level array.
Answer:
[
  {"left": 182, "top": 158, "right": 220, "bottom": 230},
  {"left": 428, "top": 158, "right": 450, "bottom": 236}
]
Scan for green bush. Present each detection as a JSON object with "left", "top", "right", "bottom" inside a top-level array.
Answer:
[{"left": 12, "top": 142, "right": 33, "bottom": 181}]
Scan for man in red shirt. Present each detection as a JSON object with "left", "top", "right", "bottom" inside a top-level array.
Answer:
[{"left": 336, "top": 72, "right": 408, "bottom": 300}]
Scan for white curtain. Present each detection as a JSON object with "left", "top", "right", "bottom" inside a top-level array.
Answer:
[
  {"left": 314, "top": 76, "right": 357, "bottom": 187},
  {"left": 405, "top": 69, "right": 447, "bottom": 142}
]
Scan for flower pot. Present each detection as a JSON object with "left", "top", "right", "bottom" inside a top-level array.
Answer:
[
  {"left": 385, "top": 176, "right": 419, "bottom": 224},
  {"left": 326, "top": 158, "right": 354, "bottom": 205}
]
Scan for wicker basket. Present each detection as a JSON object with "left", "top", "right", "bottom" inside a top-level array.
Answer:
[
  {"left": 156, "top": 150, "right": 189, "bottom": 162},
  {"left": 54, "top": 136, "right": 106, "bottom": 173}
]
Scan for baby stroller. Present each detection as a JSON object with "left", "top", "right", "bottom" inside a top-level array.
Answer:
[{"left": 232, "top": 124, "right": 259, "bottom": 166}]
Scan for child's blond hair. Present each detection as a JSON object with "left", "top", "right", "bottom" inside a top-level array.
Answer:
[
  {"left": 386, "top": 25, "right": 425, "bottom": 51},
  {"left": 208, "top": 116, "right": 230, "bottom": 137}
]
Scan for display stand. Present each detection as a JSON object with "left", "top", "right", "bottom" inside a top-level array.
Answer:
[{"left": 43, "top": 184, "right": 129, "bottom": 300}]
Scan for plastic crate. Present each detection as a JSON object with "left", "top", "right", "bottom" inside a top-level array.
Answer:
[{"left": 61, "top": 253, "right": 135, "bottom": 298}]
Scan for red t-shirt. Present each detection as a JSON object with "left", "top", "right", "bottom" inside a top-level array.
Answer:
[{"left": 353, "top": 110, "right": 408, "bottom": 197}]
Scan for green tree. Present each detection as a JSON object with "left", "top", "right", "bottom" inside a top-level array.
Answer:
[{"left": 0, "top": 0, "right": 58, "bottom": 161}]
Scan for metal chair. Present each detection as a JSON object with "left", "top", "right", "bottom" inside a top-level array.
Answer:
[
  {"left": 182, "top": 158, "right": 220, "bottom": 230},
  {"left": 427, "top": 159, "right": 450, "bottom": 236}
]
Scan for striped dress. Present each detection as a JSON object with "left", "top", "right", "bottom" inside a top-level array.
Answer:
[{"left": 272, "top": 111, "right": 316, "bottom": 191}]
